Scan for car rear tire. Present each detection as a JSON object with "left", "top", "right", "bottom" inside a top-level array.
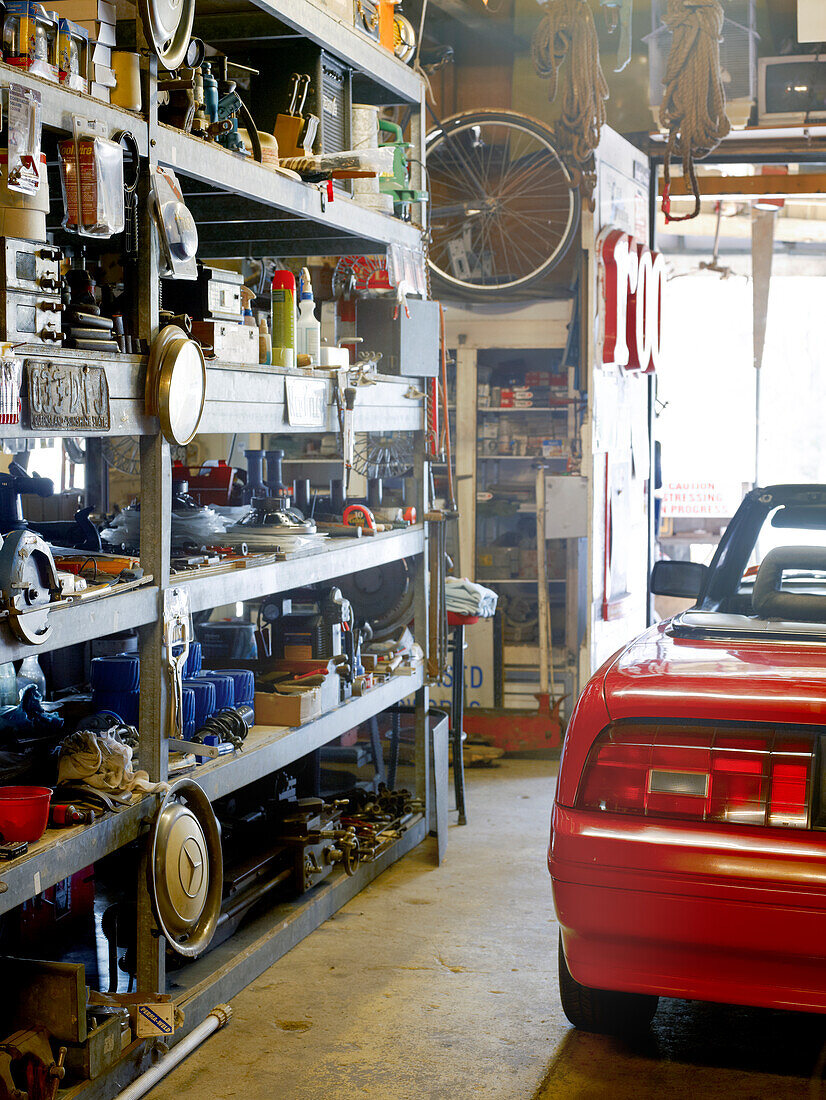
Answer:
[{"left": 558, "top": 934, "right": 659, "bottom": 1035}]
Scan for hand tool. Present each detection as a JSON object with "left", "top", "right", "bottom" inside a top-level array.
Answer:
[
  {"left": 163, "top": 591, "right": 190, "bottom": 760},
  {"left": 50, "top": 804, "right": 95, "bottom": 826},
  {"left": 274, "top": 73, "right": 308, "bottom": 159},
  {"left": 298, "top": 75, "right": 319, "bottom": 155}
]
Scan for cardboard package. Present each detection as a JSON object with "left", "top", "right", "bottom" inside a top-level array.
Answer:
[{"left": 254, "top": 688, "right": 322, "bottom": 727}]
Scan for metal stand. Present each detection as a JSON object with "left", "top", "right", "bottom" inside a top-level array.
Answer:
[{"left": 449, "top": 621, "right": 467, "bottom": 825}]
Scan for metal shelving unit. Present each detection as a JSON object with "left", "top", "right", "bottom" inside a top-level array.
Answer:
[
  {"left": 0, "top": 9, "right": 434, "bottom": 1094},
  {"left": 444, "top": 301, "right": 582, "bottom": 711}
]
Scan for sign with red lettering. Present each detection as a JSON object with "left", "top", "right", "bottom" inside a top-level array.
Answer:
[
  {"left": 597, "top": 228, "right": 666, "bottom": 373},
  {"left": 661, "top": 481, "right": 742, "bottom": 518}
]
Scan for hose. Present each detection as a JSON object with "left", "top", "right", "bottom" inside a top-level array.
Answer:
[
  {"left": 114, "top": 1005, "right": 232, "bottom": 1100},
  {"left": 659, "top": 0, "right": 730, "bottom": 223},
  {"left": 237, "top": 99, "right": 263, "bottom": 164},
  {"left": 531, "top": 0, "right": 608, "bottom": 206}
]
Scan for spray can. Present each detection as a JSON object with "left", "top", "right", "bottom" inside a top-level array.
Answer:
[{"left": 271, "top": 269, "right": 296, "bottom": 367}]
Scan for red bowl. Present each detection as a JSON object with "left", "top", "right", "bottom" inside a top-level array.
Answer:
[{"left": 0, "top": 786, "right": 52, "bottom": 842}]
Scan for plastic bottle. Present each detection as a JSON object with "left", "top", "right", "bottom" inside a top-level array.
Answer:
[
  {"left": 296, "top": 266, "right": 321, "bottom": 363},
  {"left": 17, "top": 655, "right": 46, "bottom": 699},
  {"left": 258, "top": 316, "right": 272, "bottom": 365},
  {"left": 0, "top": 662, "right": 17, "bottom": 707},
  {"left": 270, "top": 269, "right": 296, "bottom": 367},
  {"left": 240, "top": 285, "right": 256, "bottom": 327}
]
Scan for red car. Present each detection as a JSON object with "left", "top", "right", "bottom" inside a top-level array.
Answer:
[{"left": 550, "top": 484, "right": 826, "bottom": 1033}]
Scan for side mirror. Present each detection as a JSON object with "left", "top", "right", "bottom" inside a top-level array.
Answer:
[{"left": 650, "top": 560, "right": 708, "bottom": 600}]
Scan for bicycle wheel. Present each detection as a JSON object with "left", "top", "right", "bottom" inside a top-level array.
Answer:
[{"left": 426, "top": 110, "right": 580, "bottom": 299}]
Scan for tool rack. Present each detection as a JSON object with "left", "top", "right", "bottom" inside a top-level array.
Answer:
[{"left": 0, "top": 6, "right": 433, "bottom": 1096}]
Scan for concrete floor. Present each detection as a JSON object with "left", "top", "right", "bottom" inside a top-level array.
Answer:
[{"left": 149, "top": 759, "right": 826, "bottom": 1099}]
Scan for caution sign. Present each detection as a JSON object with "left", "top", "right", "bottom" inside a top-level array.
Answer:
[{"left": 661, "top": 481, "right": 742, "bottom": 519}]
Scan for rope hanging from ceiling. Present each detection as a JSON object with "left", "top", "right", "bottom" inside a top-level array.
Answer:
[
  {"left": 659, "top": 0, "right": 731, "bottom": 222},
  {"left": 531, "top": 0, "right": 608, "bottom": 207}
]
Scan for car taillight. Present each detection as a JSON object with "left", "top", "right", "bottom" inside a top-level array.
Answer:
[{"left": 576, "top": 722, "right": 814, "bottom": 828}]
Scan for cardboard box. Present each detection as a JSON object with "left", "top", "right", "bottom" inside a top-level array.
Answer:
[
  {"left": 191, "top": 320, "right": 258, "bottom": 365},
  {"left": 92, "top": 61, "right": 115, "bottom": 85},
  {"left": 89, "top": 81, "right": 111, "bottom": 101},
  {"left": 254, "top": 688, "right": 322, "bottom": 727},
  {"left": 74, "top": 18, "right": 116, "bottom": 45},
  {"left": 90, "top": 39, "right": 110, "bottom": 63},
  {"left": 49, "top": 0, "right": 116, "bottom": 21}
]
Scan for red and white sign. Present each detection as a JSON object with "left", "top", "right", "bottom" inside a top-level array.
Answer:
[
  {"left": 661, "top": 481, "right": 742, "bottom": 519},
  {"left": 598, "top": 228, "right": 667, "bottom": 374}
]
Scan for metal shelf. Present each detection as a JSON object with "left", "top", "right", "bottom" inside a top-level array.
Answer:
[
  {"left": 199, "top": 364, "right": 423, "bottom": 435},
  {"left": 0, "top": 793, "right": 160, "bottom": 918},
  {"left": 0, "top": 351, "right": 151, "bottom": 441},
  {"left": 192, "top": 666, "right": 423, "bottom": 801},
  {"left": 478, "top": 407, "right": 568, "bottom": 414},
  {"left": 170, "top": 814, "right": 427, "bottom": 1025},
  {"left": 158, "top": 126, "right": 423, "bottom": 258},
  {"left": 0, "top": 61, "right": 149, "bottom": 154},
  {"left": 182, "top": 525, "right": 424, "bottom": 613},
  {"left": 0, "top": 666, "right": 422, "bottom": 918},
  {"left": 194, "top": 0, "right": 424, "bottom": 104},
  {"left": 62, "top": 814, "right": 427, "bottom": 1100},
  {"left": 479, "top": 577, "right": 565, "bottom": 584},
  {"left": 0, "top": 582, "right": 158, "bottom": 664},
  {"left": 0, "top": 356, "right": 422, "bottom": 440}
]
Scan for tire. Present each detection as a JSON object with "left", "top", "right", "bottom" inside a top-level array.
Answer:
[
  {"left": 426, "top": 109, "right": 580, "bottom": 300},
  {"left": 558, "top": 934, "right": 658, "bottom": 1035}
]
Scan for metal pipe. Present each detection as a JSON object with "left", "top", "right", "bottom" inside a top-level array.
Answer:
[
  {"left": 535, "top": 464, "right": 551, "bottom": 699},
  {"left": 115, "top": 1005, "right": 232, "bottom": 1100}
]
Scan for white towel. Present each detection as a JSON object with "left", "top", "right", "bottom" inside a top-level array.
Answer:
[{"left": 445, "top": 576, "right": 498, "bottom": 617}]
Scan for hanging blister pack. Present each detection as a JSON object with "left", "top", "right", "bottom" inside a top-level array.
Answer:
[
  {"left": 59, "top": 115, "right": 124, "bottom": 237},
  {"left": 150, "top": 165, "right": 198, "bottom": 280},
  {"left": 6, "top": 82, "right": 42, "bottom": 196}
]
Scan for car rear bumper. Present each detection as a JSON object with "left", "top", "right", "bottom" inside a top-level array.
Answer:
[{"left": 550, "top": 803, "right": 826, "bottom": 1013}]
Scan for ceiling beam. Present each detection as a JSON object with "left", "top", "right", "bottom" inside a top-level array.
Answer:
[{"left": 659, "top": 172, "right": 826, "bottom": 201}]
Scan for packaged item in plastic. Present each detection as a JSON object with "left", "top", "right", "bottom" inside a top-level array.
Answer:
[
  {"left": 3, "top": 3, "right": 58, "bottom": 82},
  {"left": 279, "top": 146, "right": 394, "bottom": 180},
  {"left": 6, "top": 82, "right": 42, "bottom": 196},
  {"left": 57, "top": 18, "right": 88, "bottom": 92},
  {"left": 59, "top": 115, "right": 124, "bottom": 237},
  {"left": 150, "top": 165, "right": 198, "bottom": 279}
]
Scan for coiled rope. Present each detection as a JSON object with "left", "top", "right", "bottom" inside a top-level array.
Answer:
[
  {"left": 531, "top": 0, "right": 608, "bottom": 207},
  {"left": 659, "top": 0, "right": 731, "bottom": 222}
]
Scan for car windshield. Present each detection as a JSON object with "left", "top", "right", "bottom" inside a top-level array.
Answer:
[{"left": 695, "top": 488, "right": 826, "bottom": 621}]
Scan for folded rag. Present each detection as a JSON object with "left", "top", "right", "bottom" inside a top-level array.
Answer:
[
  {"left": 58, "top": 728, "right": 168, "bottom": 797},
  {"left": 445, "top": 576, "right": 498, "bottom": 618}
]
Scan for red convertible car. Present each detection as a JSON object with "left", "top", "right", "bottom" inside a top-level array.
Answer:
[{"left": 550, "top": 484, "right": 826, "bottom": 1033}]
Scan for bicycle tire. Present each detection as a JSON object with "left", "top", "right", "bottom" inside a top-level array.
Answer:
[{"left": 426, "top": 109, "right": 580, "bottom": 299}]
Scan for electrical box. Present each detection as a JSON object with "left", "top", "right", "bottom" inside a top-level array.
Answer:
[
  {"left": 239, "top": 42, "right": 351, "bottom": 162},
  {"left": 356, "top": 298, "right": 440, "bottom": 377},
  {"left": 799, "top": 0, "right": 826, "bottom": 42},
  {"left": 545, "top": 477, "right": 588, "bottom": 538}
]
